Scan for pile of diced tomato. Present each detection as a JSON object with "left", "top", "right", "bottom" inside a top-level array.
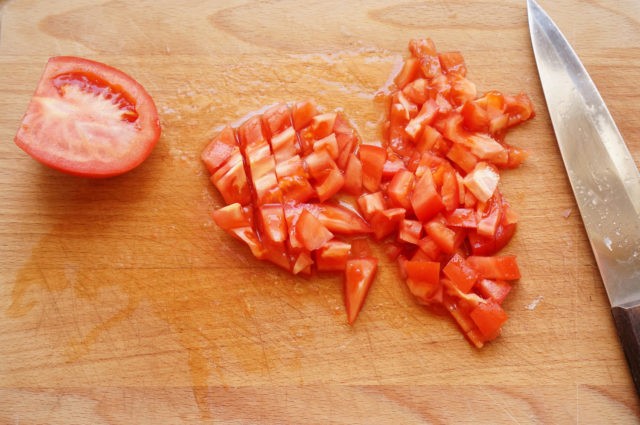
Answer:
[{"left": 201, "top": 38, "right": 534, "bottom": 348}]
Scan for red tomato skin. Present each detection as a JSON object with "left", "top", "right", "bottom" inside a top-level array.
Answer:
[{"left": 15, "top": 56, "right": 160, "bottom": 178}]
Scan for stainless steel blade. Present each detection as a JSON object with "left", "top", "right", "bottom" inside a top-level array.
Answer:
[{"left": 528, "top": 0, "right": 640, "bottom": 309}]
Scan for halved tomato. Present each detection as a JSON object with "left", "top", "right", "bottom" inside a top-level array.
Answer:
[{"left": 15, "top": 56, "right": 161, "bottom": 177}]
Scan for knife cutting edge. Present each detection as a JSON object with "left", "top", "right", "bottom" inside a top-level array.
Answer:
[{"left": 527, "top": 0, "right": 640, "bottom": 395}]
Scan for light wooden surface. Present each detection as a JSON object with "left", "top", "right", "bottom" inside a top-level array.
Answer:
[{"left": 1, "top": 0, "right": 640, "bottom": 423}]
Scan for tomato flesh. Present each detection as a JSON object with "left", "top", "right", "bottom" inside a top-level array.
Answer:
[{"left": 15, "top": 56, "right": 160, "bottom": 178}]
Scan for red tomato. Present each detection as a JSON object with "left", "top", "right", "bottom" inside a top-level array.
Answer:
[
  {"left": 442, "top": 253, "right": 478, "bottom": 293},
  {"left": 387, "top": 169, "right": 415, "bottom": 210},
  {"left": 370, "top": 208, "right": 405, "bottom": 240},
  {"left": 470, "top": 301, "right": 508, "bottom": 341},
  {"left": 358, "top": 144, "right": 387, "bottom": 192},
  {"left": 467, "top": 255, "right": 521, "bottom": 280},
  {"left": 344, "top": 257, "right": 378, "bottom": 324},
  {"left": 343, "top": 153, "right": 363, "bottom": 195},
  {"left": 295, "top": 209, "right": 334, "bottom": 251},
  {"left": 476, "top": 279, "right": 512, "bottom": 304},
  {"left": 410, "top": 170, "right": 444, "bottom": 222},
  {"left": 316, "top": 240, "right": 351, "bottom": 272},
  {"left": 14, "top": 56, "right": 160, "bottom": 177},
  {"left": 310, "top": 203, "right": 371, "bottom": 235}
]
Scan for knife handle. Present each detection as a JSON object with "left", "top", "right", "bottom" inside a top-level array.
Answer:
[{"left": 612, "top": 304, "right": 640, "bottom": 396}]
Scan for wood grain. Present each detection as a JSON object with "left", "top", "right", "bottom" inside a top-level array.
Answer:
[{"left": 1, "top": 0, "right": 640, "bottom": 422}]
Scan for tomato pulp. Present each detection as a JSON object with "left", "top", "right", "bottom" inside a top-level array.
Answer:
[{"left": 15, "top": 56, "right": 161, "bottom": 177}]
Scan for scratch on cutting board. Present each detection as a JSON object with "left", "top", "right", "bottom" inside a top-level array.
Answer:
[{"left": 525, "top": 295, "right": 544, "bottom": 311}]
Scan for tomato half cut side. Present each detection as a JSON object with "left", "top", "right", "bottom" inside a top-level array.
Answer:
[{"left": 15, "top": 56, "right": 161, "bottom": 178}]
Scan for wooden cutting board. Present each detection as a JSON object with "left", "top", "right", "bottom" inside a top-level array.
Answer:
[{"left": 1, "top": 0, "right": 639, "bottom": 422}]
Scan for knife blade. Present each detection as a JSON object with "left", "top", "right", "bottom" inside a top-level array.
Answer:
[{"left": 527, "top": 0, "right": 640, "bottom": 394}]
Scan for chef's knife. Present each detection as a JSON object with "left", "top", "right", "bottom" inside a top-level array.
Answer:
[{"left": 528, "top": 0, "right": 640, "bottom": 394}]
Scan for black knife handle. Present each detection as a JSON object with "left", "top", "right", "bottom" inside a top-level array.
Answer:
[{"left": 612, "top": 304, "right": 640, "bottom": 396}]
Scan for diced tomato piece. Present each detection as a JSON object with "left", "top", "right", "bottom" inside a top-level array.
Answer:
[
  {"left": 211, "top": 203, "right": 251, "bottom": 230},
  {"left": 292, "top": 250, "right": 314, "bottom": 275},
  {"left": 461, "top": 133, "right": 507, "bottom": 164},
  {"left": 424, "top": 217, "right": 465, "bottom": 254},
  {"left": 463, "top": 162, "right": 499, "bottom": 203},
  {"left": 446, "top": 143, "right": 478, "bottom": 174},
  {"left": 440, "top": 167, "right": 459, "bottom": 212},
  {"left": 398, "top": 219, "right": 422, "bottom": 244},
  {"left": 311, "top": 203, "right": 371, "bottom": 235},
  {"left": 382, "top": 154, "right": 407, "bottom": 181},
  {"left": 443, "top": 253, "right": 478, "bottom": 293},
  {"left": 305, "top": 149, "right": 339, "bottom": 181},
  {"left": 402, "top": 78, "right": 430, "bottom": 105},
  {"left": 336, "top": 132, "right": 358, "bottom": 170},
  {"left": 316, "top": 240, "right": 351, "bottom": 272},
  {"left": 406, "top": 276, "right": 441, "bottom": 304},
  {"left": 476, "top": 193, "right": 502, "bottom": 237},
  {"left": 358, "top": 144, "right": 387, "bottom": 192},
  {"left": 370, "top": 208, "right": 405, "bottom": 240},
  {"left": 405, "top": 260, "right": 440, "bottom": 284},
  {"left": 445, "top": 208, "right": 477, "bottom": 228},
  {"left": 310, "top": 112, "right": 337, "bottom": 140},
  {"left": 449, "top": 75, "right": 477, "bottom": 107},
  {"left": 443, "top": 295, "right": 475, "bottom": 334},
  {"left": 405, "top": 99, "right": 439, "bottom": 141},
  {"left": 259, "top": 204, "right": 287, "bottom": 243},
  {"left": 504, "top": 93, "right": 535, "bottom": 127},
  {"left": 292, "top": 99, "right": 318, "bottom": 131},
  {"left": 468, "top": 222, "right": 516, "bottom": 256},
  {"left": 237, "top": 115, "right": 267, "bottom": 149},
  {"left": 476, "top": 279, "right": 512, "bottom": 304},
  {"left": 470, "top": 301, "right": 508, "bottom": 341},
  {"left": 394, "top": 57, "right": 420, "bottom": 89},
  {"left": 409, "top": 38, "right": 442, "bottom": 78},
  {"left": 313, "top": 133, "right": 339, "bottom": 160},
  {"left": 410, "top": 169, "right": 444, "bottom": 222},
  {"left": 343, "top": 153, "right": 363, "bottom": 195},
  {"left": 416, "top": 123, "right": 444, "bottom": 154},
  {"left": 344, "top": 257, "right": 378, "bottom": 324},
  {"left": 270, "top": 127, "right": 299, "bottom": 163},
  {"left": 350, "top": 237, "right": 373, "bottom": 259},
  {"left": 504, "top": 144, "right": 529, "bottom": 169},
  {"left": 229, "top": 226, "right": 267, "bottom": 259},
  {"left": 467, "top": 255, "right": 520, "bottom": 280},
  {"left": 357, "top": 191, "right": 386, "bottom": 221},
  {"left": 275, "top": 155, "right": 316, "bottom": 203},
  {"left": 414, "top": 151, "right": 445, "bottom": 178},
  {"left": 295, "top": 209, "right": 334, "bottom": 251},
  {"left": 438, "top": 51, "right": 466, "bottom": 76},
  {"left": 315, "top": 169, "right": 345, "bottom": 202},
  {"left": 262, "top": 102, "right": 292, "bottom": 136},
  {"left": 211, "top": 153, "right": 252, "bottom": 206},
  {"left": 460, "top": 100, "right": 489, "bottom": 133},
  {"left": 416, "top": 236, "right": 443, "bottom": 261},
  {"left": 202, "top": 126, "right": 238, "bottom": 174},
  {"left": 387, "top": 169, "right": 415, "bottom": 210}
]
